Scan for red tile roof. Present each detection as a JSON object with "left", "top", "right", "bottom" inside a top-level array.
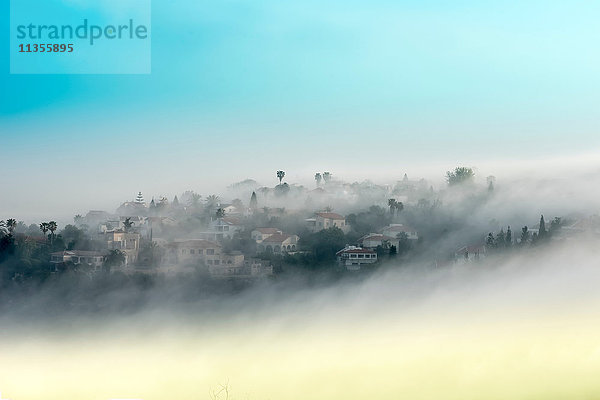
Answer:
[
  {"left": 262, "top": 233, "right": 293, "bottom": 243},
  {"left": 316, "top": 212, "right": 345, "bottom": 220},
  {"left": 254, "top": 228, "right": 282, "bottom": 234}
]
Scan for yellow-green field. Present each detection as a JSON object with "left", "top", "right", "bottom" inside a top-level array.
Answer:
[{"left": 2, "top": 245, "right": 600, "bottom": 400}]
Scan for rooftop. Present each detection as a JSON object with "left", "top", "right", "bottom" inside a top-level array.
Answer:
[
  {"left": 262, "top": 233, "right": 293, "bottom": 243},
  {"left": 316, "top": 212, "right": 345, "bottom": 220}
]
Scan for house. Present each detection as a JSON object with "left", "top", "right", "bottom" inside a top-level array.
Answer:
[
  {"left": 257, "top": 233, "right": 299, "bottom": 254},
  {"left": 380, "top": 224, "right": 418, "bottom": 241},
  {"left": 220, "top": 204, "right": 242, "bottom": 215},
  {"left": 165, "top": 239, "right": 222, "bottom": 265},
  {"left": 209, "top": 251, "right": 245, "bottom": 276},
  {"left": 307, "top": 212, "right": 349, "bottom": 233},
  {"left": 244, "top": 258, "right": 273, "bottom": 276},
  {"left": 455, "top": 244, "right": 487, "bottom": 262},
  {"left": 50, "top": 250, "right": 105, "bottom": 270},
  {"left": 207, "top": 216, "right": 244, "bottom": 239},
  {"left": 104, "top": 230, "right": 141, "bottom": 265},
  {"left": 358, "top": 233, "right": 397, "bottom": 249},
  {"left": 336, "top": 246, "right": 378, "bottom": 271},
  {"left": 251, "top": 228, "right": 283, "bottom": 243}
]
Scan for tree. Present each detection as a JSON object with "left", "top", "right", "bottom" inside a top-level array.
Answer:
[
  {"left": 231, "top": 198, "right": 244, "bottom": 211},
  {"left": 39, "top": 222, "right": 49, "bottom": 240},
  {"left": 216, "top": 208, "right": 226, "bottom": 218},
  {"left": 387, "top": 199, "right": 404, "bottom": 216},
  {"left": 172, "top": 195, "right": 180, "bottom": 208},
  {"left": 274, "top": 182, "right": 290, "bottom": 196},
  {"left": 103, "top": 249, "right": 126, "bottom": 272},
  {"left": 496, "top": 228, "right": 505, "bottom": 248},
  {"left": 549, "top": 217, "right": 562, "bottom": 235},
  {"left": 446, "top": 167, "right": 475, "bottom": 186},
  {"left": 47, "top": 221, "right": 58, "bottom": 245},
  {"left": 61, "top": 224, "right": 90, "bottom": 250},
  {"left": 486, "top": 232, "right": 495, "bottom": 248},
  {"left": 249, "top": 192, "right": 258, "bottom": 211},
  {"left": 396, "top": 232, "right": 411, "bottom": 255},
  {"left": 388, "top": 199, "right": 396, "bottom": 215},
  {"left": 205, "top": 195, "right": 220, "bottom": 208},
  {"left": 389, "top": 245, "right": 397, "bottom": 257},
  {"left": 539, "top": 215, "right": 547, "bottom": 238},
  {"left": 182, "top": 191, "right": 202, "bottom": 208},
  {"left": 123, "top": 217, "right": 134, "bottom": 232},
  {"left": 487, "top": 176, "right": 495, "bottom": 192},
  {"left": 323, "top": 172, "right": 331, "bottom": 183},
  {"left": 505, "top": 226, "right": 512, "bottom": 246},
  {"left": 73, "top": 214, "right": 84, "bottom": 226},
  {"left": 276, "top": 170, "right": 285, "bottom": 184},
  {"left": 315, "top": 173, "right": 322, "bottom": 187},
  {"left": 6, "top": 218, "right": 17, "bottom": 234},
  {"left": 520, "top": 226, "right": 530, "bottom": 245}
]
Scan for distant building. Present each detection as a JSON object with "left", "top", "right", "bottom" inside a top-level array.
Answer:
[
  {"left": 336, "top": 246, "right": 377, "bottom": 270},
  {"left": 50, "top": 250, "right": 105, "bottom": 270},
  {"left": 162, "top": 239, "right": 249, "bottom": 277},
  {"left": 251, "top": 228, "right": 283, "bottom": 243},
  {"left": 257, "top": 233, "right": 299, "bottom": 254},
  {"left": 380, "top": 224, "right": 418, "bottom": 241},
  {"left": 116, "top": 201, "right": 147, "bottom": 217},
  {"left": 455, "top": 244, "right": 487, "bottom": 262},
  {"left": 358, "top": 233, "right": 397, "bottom": 249},
  {"left": 104, "top": 231, "right": 141, "bottom": 265},
  {"left": 307, "top": 212, "right": 349, "bottom": 233},
  {"left": 244, "top": 258, "right": 273, "bottom": 276},
  {"left": 84, "top": 210, "right": 112, "bottom": 227},
  {"left": 165, "top": 239, "right": 222, "bottom": 266},
  {"left": 206, "top": 216, "right": 244, "bottom": 240}
]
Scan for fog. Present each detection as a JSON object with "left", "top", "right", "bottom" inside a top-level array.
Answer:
[
  {"left": 2, "top": 238, "right": 600, "bottom": 399},
  {"left": 1, "top": 159, "right": 600, "bottom": 399}
]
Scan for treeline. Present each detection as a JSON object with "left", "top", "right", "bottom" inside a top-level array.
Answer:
[{"left": 485, "top": 215, "right": 562, "bottom": 252}]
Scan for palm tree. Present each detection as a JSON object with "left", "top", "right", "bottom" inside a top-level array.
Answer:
[
  {"left": 6, "top": 218, "right": 17, "bottom": 234},
  {"left": 205, "top": 194, "right": 220, "bottom": 208},
  {"left": 315, "top": 173, "right": 322, "bottom": 187},
  {"left": 387, "top": 199, "right": 404, "bottom": 216},
  {"left": 47, "top": 221, "right": 58, "bottom": 245},
  {"left": 276, "top": 170, "right": 285, "bottom": 184},
  {"left": 39, "top": 222, "right": 49, "bottom": 241},
  {"left": 388, "top": 198, "right": 397, "bottom": 215},
  {"left": 123, "top": 217, "right": 134, "bottom": 232},
  {"left": 74, "top": 214, "right": 83, "bottom": 225}
]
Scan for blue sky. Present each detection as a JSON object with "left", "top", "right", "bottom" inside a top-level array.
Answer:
[{"left": 2, "top": 0, "right": 600, "bottom": 220}]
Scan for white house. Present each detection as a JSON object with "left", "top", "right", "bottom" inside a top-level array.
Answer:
[
  {"left": 103, "top": 230, "right": 141, "bottom": 265},
  {"left": 358, "top": 233, "right": 397, "bottom": 249},
  {"left": 208, "top": 216, "right": 244, "bottom": 239},
  {"left": 336, "top": 246, "right": 378, "bottom": 271},
  {"left": 307, "top": 212, "right": 349, "bottom": 233},
  {"left": 164, "top": 239, "right": 222, "bottom": 266},
  {"left": 257, "top": 233, "right": 299, "bottom": 254},
  {"left": 381, "top": 224, "right": 418, "bottom": 241},
  {"left": 251, "top": 228, "right": 283, "bottom": 243},
  {"left": 50, "top": 250, "right": 105, "bottom": 270}
]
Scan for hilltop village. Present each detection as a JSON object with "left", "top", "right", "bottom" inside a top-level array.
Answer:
[{"left": 1, "top": 169, "right": 598, "bottom": 284}]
